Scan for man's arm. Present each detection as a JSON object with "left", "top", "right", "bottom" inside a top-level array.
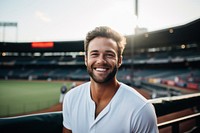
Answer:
[{"left": 63, "top": 127, "right": 72, "bottom": 133}]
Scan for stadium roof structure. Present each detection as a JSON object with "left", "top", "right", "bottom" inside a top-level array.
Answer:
[
  {"left": 125, "top": 18, "right": 200, "bottom": 49},
  {"left": 0, "top": 18, "right": 200, "bottom": 53}
]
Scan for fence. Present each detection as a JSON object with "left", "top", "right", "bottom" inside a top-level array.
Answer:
[
  {"left": 158, "top": 112, "right": 200, "bottom": 133},
  {"left": 0, "top": 93, "right": 200, "bottom": 133}
]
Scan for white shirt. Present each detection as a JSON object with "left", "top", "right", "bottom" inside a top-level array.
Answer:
[{"left": 63, "top": 82, "right": 158, "bottom": 133}]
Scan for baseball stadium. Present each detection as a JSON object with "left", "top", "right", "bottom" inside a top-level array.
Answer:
[{"left": 0, "top": 1, "right": 200, "bottom": 133}]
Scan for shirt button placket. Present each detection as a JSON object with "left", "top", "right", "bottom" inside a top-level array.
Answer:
[{"left": 90, "top": 126, "right": 96, "bottom": 133}]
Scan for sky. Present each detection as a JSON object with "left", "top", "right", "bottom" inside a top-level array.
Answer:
[{"left": 0, "top": 0, "right": 200, "bottom": 42}]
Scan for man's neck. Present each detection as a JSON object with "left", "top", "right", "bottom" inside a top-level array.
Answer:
[
  {"left": 90, "top": 79, "right": 120, "bottom": 104},
  {"left": 90, "top": 79, "right": 120, "bottom": 118}
]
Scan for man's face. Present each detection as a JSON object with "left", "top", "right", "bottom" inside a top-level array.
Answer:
[{"left": 85, "top": 37, "right": 122, "bottom": 83}]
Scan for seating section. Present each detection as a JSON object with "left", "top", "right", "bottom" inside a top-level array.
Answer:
[{"left": 0, "top": 49, "right": 200, "bottom": 90}]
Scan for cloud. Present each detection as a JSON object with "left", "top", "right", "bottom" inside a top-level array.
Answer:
[{"left": 35, "top": 11, "right": 51, "bottom": 22}]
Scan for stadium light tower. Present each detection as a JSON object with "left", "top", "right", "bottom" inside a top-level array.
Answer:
[
  {"left": 135, "top": 0, "right": 138, "bottom": 21},
  {"left": 130, "top": 0, "right": 139, "bottom": 86},
  {"left": 0, "top": 22, "right": 18, "bottom": 42}
]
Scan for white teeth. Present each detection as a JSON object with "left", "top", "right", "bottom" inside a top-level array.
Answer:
[{"left": 96, "top": 68, "right": 106, "bottom": 72}]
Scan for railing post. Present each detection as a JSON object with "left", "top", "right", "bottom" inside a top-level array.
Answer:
[
  {"left": 172, "top": 123, "right": 179, "bottom": 133},
  {"left": 196, "top": 115, "right": 200, "bottom": 127}
]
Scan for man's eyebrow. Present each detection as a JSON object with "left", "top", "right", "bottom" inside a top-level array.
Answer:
[
  {"left": 90, "top": 50, "right": 99, "bottom": 53},
  {"left": 89, "top": 50, "right": 116, "bottom": 54},
  {"left": 105, "top": 50, "right": 116, "bottom": 54}
]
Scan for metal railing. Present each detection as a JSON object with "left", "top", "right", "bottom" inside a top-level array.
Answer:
[{"left": 158, "top": 112, "right": 200, "bottom": 133}]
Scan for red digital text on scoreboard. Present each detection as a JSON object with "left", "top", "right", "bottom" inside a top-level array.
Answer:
[{"left": 31, "top": 42, "right": 54, "bottom": 48}]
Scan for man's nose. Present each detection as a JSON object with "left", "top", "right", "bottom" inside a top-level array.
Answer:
[{"left": 97, "top": 54, "right": 107, "bottom": 64}]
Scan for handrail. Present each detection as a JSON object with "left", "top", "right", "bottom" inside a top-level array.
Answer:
[
  {"left": 149, "top": 93, "right": 200, "bottom": 104},
  {"left": 150, "top": 93, "right": 200, "bottom": 117},
  {"left": 158, "top": 112, "right": 200, "bottom": 133}
]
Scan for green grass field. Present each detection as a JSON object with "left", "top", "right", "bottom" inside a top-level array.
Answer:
[{"left": 0, "top": 80, "right": 71, "bottom": 117}]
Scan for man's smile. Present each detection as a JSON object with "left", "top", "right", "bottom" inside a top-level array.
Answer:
[{"left": 94, "top": 67, "right": 109, "bottom": 72}]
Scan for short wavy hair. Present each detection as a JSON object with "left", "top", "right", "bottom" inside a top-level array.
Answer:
[{"left": 84, "top": 26, "right": 126, "bottom": 57}]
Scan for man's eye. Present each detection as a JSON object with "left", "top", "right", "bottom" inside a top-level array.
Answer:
[
  {"left": 90, "top": 53, "right": 98, "bottom": 56},
  {"left": 106, "top": 54, "right": 115, "bottom": 57}
]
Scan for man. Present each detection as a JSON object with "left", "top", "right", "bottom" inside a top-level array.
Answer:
[
  {"left": 59, "top": 83, "right": 67, "bottom": 103},
  {"left": 62, "top": 26, "right": 158, "bottom": 133}
]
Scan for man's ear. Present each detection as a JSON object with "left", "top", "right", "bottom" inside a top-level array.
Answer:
[{"left": 118, "top": 55, "right": 123, "bottom": 68}]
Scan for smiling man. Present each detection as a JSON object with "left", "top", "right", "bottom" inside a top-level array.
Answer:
[{"left": 62, "top": 26, "right": 158, "bottom": 133}]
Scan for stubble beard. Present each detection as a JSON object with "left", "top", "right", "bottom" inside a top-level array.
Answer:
[{"left": 87, "top": 65, "right": 118, "bottom": 84}]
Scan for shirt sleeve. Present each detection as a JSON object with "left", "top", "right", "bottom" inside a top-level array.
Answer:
[
  {"left": 132, "top": 102, "right": 159, "bottom": 133},
  {"left": 62, "top": 93, "right": 72, "bottom": 130}
]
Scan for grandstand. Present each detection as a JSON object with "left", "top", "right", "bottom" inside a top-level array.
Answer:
[
  {"left": 0, "top": 18, "right": 200, "bottom": 132},
  {"left": 0, "top": 18, "right": 200, "bottom": 95}
]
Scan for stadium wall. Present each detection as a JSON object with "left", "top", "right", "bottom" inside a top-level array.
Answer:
[{"left": 0, "top": 93, "right": 200, "bottom": 133}]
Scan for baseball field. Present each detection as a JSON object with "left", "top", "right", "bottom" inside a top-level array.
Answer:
[{"left": 0, "top": 80, "right": 71, "bottom": 117}]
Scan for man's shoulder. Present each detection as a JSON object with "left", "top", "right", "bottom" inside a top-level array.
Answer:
[
  {"left": 64, "top": 82, "right": 90, "bottom": 106},
  {"left": 67, "top": 82, "right": 89, "bottom": 96},
  {"left": 120, "top": 83, "right": 148, "bottom": 103},
  {"left": 119, "top": 83, "right": 154, "bottom": 115}
]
